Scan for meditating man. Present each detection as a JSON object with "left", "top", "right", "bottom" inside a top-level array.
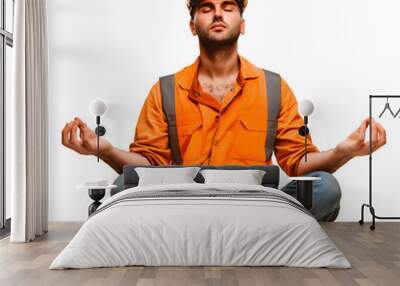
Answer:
[{"left": 61, "top": 0, "right": 387, "bottom": 221}]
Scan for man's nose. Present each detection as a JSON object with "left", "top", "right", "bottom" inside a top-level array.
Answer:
[
  {"left": 213, "top": 15, "right": 223, "bottom": 23},
  {"left": 213, "top": 12, "right": 223, "bottom": 23},
  {"left": 213, "top": 6, "right": 223, "bottom": 20}
]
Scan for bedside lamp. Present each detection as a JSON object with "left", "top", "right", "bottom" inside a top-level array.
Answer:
[
  {"left": 291, "top": 99, "right": 319, "bottom": 210},
  {"left": 89, "top": 98, "right": 107, "bottom": 162},
  {"left": 298, "top": 99, "right": 315, "bottom": 162}
]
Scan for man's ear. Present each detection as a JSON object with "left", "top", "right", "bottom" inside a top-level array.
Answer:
[
  {"left": 240, "top": 18, "right": 246, "bottom": 35},
  {"left": 190, "top": 20, "right": 197, "bottom": 36}
]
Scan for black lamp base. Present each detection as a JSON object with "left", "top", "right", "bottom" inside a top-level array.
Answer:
[{"left": 88, "top": 189, "right": 106, "bottom": 216}]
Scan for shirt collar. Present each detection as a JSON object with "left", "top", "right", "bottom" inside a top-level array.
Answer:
[{"left": 177, "top": 55, "right": 260, "bottom": 91}]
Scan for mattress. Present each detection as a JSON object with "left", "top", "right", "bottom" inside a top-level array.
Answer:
[{"left": 50, "top": 183, "right": 351, "bottom": 269}]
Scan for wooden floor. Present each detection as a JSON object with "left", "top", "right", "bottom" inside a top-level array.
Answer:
[{"left": 0, "top": 222, "right": 399, "bottom": 286}]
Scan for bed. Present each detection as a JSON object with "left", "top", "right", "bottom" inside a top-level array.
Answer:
[{"left": 49, "top": 165, "right": 351, "bottom": 269}]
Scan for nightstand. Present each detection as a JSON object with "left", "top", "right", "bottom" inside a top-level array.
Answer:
[{"left": 288, "top": 177, "right": 322, "bottom": 210}]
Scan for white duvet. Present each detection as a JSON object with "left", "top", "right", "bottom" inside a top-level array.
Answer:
[{"left": 50, "top": 183, "right": 351, "bottom": 269}]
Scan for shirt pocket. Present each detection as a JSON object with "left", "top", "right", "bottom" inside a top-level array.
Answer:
[
  {"left": 177, "top": 114, "right": 202, "bottom": 156},
  {"left": 231, "top": 117, "right": 268, "bottom": 162}
]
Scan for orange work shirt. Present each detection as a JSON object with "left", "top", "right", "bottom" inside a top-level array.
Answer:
[{"left": 129, "top": 56, "right": 320, "bottom": 177}]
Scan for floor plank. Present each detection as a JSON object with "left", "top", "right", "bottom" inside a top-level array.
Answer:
[{"left": 0, "top": 222, "right": 399, "bottom": 286}]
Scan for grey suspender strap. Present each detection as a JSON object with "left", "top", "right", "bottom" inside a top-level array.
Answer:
[
  {"left": 159, "top": 74, "right": 183, "bottom": 165},
  {"left": 160, "top": 70, "right": 281, "bottom": 165},
  {"left": 264, "top": 69, "right": 282, "bottom": 162}
]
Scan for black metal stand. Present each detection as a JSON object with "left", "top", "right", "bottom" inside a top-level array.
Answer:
[
  {"left": 298, "top": 116, "right": 310, "bottom": 162},
  {"left": 94, "top": 115, "right": 106, "bottom": 163},
  {"left": 359, "top": 95, "right": 400, "bottom": 231},
  {"left": 88, "top": 189, "right": 105, "bottom": 216}
]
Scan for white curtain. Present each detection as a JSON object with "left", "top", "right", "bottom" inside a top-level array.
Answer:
[{"left": 10, "top": 0, "right": 49, "bottom": 242}]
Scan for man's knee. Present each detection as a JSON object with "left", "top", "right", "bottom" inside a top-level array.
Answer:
[
  {"left": 307, "top": 171, "right": 341, "bottom": 203},
  {"left": 305, "top": 171, "right": 342, "bottom": 221},
  {"left": 319, "top": 171, "right": 341, "bottom": 204}
]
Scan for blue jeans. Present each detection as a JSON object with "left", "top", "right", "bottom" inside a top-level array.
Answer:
[{"left": 281, "top": 171, "right": 342, "bottom": 222}]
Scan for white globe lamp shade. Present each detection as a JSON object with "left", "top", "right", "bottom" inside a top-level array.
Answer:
[
  {"left": 89, "top": 98, "right": 107, "bottom": 117},
  {"left": 299, "top": 99, "right": 314, "bottom": 116}
]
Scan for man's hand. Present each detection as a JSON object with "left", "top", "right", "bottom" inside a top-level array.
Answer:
[
  {"left": 335, "top": 117, "right": 387, "bottom": 158},
  {"left": 61, "top": 117, "right": 113, "bottom": 156},
  {"left": 296, "top": 117, "right": 386, "bottom": 176}
]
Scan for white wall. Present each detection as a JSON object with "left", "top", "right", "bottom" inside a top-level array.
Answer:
[{"left": 48, "top": 0, "right": 400, "bottom": 221}]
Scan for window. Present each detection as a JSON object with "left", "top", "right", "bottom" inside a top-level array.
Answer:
[{"left": 0, "top": 0, "right": 14, "bottom": 237}]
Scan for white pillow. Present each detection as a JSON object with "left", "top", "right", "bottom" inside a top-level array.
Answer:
[
  {"left": 135, "top": 167, "right": 201, "bottom": 186},
  {"left": 200, "top": 169, "right": 266, "bottom": 185}
]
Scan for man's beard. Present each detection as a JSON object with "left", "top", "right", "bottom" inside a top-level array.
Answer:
[{"left": 195, "top": 23, "right": 241, "bottom": 50}]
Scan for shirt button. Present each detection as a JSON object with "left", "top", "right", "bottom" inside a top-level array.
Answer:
[
  {"left": 215, "top": 116, "right": 220, "bottom": 122},
  {"left": 214, "top": 140, "right": 219, "bottom": 146}
]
